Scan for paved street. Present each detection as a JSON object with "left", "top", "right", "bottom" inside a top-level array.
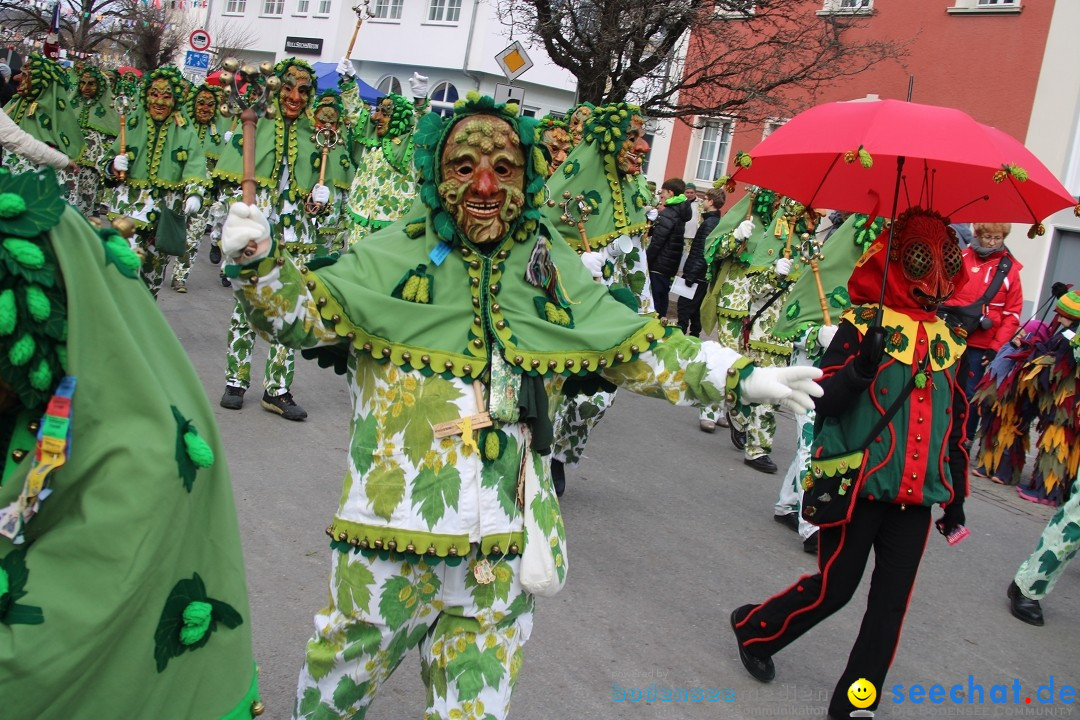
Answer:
[{"left": 159, "top": 255, "right": 1079, "bottom": 719}]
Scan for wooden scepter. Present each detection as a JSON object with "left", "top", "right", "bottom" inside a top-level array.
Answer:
[
  {"left": 344, "top": 3, "right": 370, "bottom": 59},
  {"left": 112, "top": 94, "right": 131, "bottom": 182},
  {"left": 219, "top": 59, "right": 279, "bottom": 247},
  {"left": 799, "top": 232, "right": 832, "bottom": 326},
  {"left": 305, "top": 126, "right": 340, "bottom": 215},
  {"left": 560, "top": 190, "right": 593, "bottom": 252}
]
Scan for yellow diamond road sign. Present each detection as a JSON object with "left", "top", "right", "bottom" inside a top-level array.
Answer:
[{"left": 496, "top": 41, "right": 533, "bottom": 82}]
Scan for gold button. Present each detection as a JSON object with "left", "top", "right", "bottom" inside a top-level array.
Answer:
[
  {"left": 373, "top": 539, "right": 383, "bottom": 549},
  {"left": 548, "top": 360, "right": 558, "bottom": 369},
  {"left": 361, "top": 341, "right": 372, "bottom": 350},
  {"left": 346, "top": 332, "right": 356, "bottom": 342},
  {"left": 445, "top": 360, "right": 455, "bottom": 370},
  {"left": 386, "top": 540, "right": 397, "bottom": 551},
  {"left": 509, "top": 543, "right": 519, "bottom": 554},
  {"left": 427, "top": 545, "right": 437, "bottom": 555},
  {"left": 11, "top": 449, "right": 27, "bottom": 461},
  {"left": 470, "top": 260, "right": 480, "bottom": 269},
  {"left": 448, "top": 545, "right": 458, "bottom": 556},
  {"left": 497, "top": 250, "right": 508, "bottom": 259},
  {"left": 913, "top": 452, "right": 919, "bottom": 459},
  {"left": 911, "top": 472, "right": 917, "bottom": 479},
  {"left": 489, "top": 284, "right": 499, "bottom": 294},
  {"left": 492, "top": 303, "right": 501, "bottom": 312},
  {"left": 598, "top": 357, "right": 608, "bottom": 367},
  {"left": 491, "top": 545, "right": 501, "bottom": 555},
  {"left": 406, "top": 543, "right": 416, "bottom": 552},
  {"left": 645, "top": 333, "right": 655, "bottom": 342},
  {"left": 337, "top": 531, "right": 347, "bottom": 541},
  {"left": 401, "top": 352, "right": 411, "bottom": 363},
  {"left": 581, "top": 359, "right": 590, "bottom": 369},
  {"left": 472, "top": 298, "right": 480, "bottom": 307},
  {"left": 317, "top": 297, "right": 327, "bottom": 306},
  {"left": 615, "top": 352, "right": 625, "bottom": 362},
  {"left": 496, "top": 321, "right": 506, "bottom": 330},
  {"left": 513, "top": 355, "right": 523, "bottom": 365},
  {"left": 306, "top": 281, "right": 316, "bottom": 290},
  {"left": 917, "top": 417, "right": 924, "bottom": 424},
  {"left": 359, "top": 539, "right": 370, "bottom": 549},
  {"left": 381, "top": 347, "right": 391, "bottom": 357},
  {"left": 473, "top": 316, "right": 482, "bottom": 325},
  {"left": 471, "top": 277, "right": 480, "bottom": 287},
  {"left": 331, "top": 314, "right": 341, "bottom": 323},
  {"left": 27, "top": 421, "right": 39, "bottom": 433},
  {"left": 565, "top": 359, "right": 575, "bottom": 368},
  {"left": 473, "top": 338, "right": 483, "bottom": 348},
  {"left": 463, "top": 364, "right": 473, "bottom": 374},
  {"left": 531, "top": 359, "right": 541, "bottom": 368},
  {"left": 630, "top": 344, "right": 639, "bottom": 354},
  {"left": 916, "top": 434, "right": 922, "bottom": 441},
  {"left": 421, "top": 355, "right": 430, "bottom": 365},
  {"left": 907, "top": 488, "right": 913, "bottom": 494},
  {"left": 251, "top": 700, "right": 266, "bottom": 716}
]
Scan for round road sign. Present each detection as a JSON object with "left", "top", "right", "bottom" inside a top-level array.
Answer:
[{"left": 189, "top": 29, "right": 211, "bottom": 51}]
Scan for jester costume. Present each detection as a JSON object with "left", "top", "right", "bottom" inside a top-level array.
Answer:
[
  {"left": 101, "top": 66, "right": 209, "bottom": 298},
  {"left": 732, "top": 209, "right": 969, "bottom": 719},
  {"left": 2, "top": 54, "right": 81, "bottom": 187},
  {"left": 223, "top": 94, "right": 798, "bottom": 720},
  {"left": 171, "top": 83, "right": 228, "bottom": 290},
  {"left": 341, "top": 86, "right": 425, "bottom": 246},
  {"left": 212, "top": 58, "right": 351, "bottom": 415},
  {"left": 0, "top": 168, "right": 260, "bottom": 719},
  {"left": 542, "top": 103, "right": 653, "bottom": 485},
  {"left": 68, "top": 65, "right": 118, "bottom": 215}
]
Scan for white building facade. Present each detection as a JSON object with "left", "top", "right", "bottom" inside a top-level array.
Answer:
[{"left": 205, "top": 0, "right": 578, "bottom": 118}]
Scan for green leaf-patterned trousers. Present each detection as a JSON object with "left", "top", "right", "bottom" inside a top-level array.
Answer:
[
  {"left": 226, "top": 298, "right": 295, "bottom": 394},
  {"left": 294, "top": 546, "right": 534, "bottom": 720},
  {"left": 1014, "top": 475, "right": 1080, "bottom": 600}
]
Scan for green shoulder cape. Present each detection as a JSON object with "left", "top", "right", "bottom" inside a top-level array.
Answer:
[
  {"left": 72, "top": 86, "right": 119, "bottom": 137},
  {"left": 773, "top": 213, "right": 887, "bottom": 340},
  {"left": 300, "top": 200, "right": 669, "bottom": 381},
  {"left": 0, "top": 170, "right": 258, "bottom": 718},
  {"left": 212, "top": 114, "right": 352, "bottom": 193},
  {"left": 4, "top": 72, "right": 83, "bottom": 161},
  {"left": 113, "top": 109, "right": 209, "bottom": 192},
  {"left": 541, "top": 138, "right": 651, "bottom": 252}
]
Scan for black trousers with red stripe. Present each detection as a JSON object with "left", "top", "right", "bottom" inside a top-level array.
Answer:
[{"left": 735, "top": 500, "right": 932, "bottom": 717}]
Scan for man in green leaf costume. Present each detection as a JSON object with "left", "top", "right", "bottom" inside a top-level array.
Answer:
[
  {"left": 212, "top": 58, "right": 351, "bottom": 420},
  {"left": 68, "top": 65, "right": 118, "bottom": 215},
  {"left": 101, "top": 66, "right": 209, "bottom": 298},
  {"left": 338, "top": 63, "right": 429, "bottom": 247},
  {"left": 171, "top": 82, "right": 229, "bottom": 292},
  {"left": 2, "top": 54, "right": 80, "bottom": 187},
  {"left": 541, "top": 102, "right": 654, "bottom": 494},
  {"left": 0, "top": 167, "right": 260, "bottom": 719},
  {"left": 218, "top": 93, "right": 821, "bottom": 720}
]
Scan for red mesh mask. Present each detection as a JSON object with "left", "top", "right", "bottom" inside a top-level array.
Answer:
[{"left": 849, "top": 209, "right": 967, "bottom": 318}]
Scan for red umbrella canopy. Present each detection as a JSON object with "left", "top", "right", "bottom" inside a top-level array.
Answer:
[{"left": 732, "top": 99, "right": 1077, "bottom": 227}]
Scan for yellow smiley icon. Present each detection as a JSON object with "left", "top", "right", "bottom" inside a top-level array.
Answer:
[{"left": 847, "top": 678, "right": 876, "bottom": 709}]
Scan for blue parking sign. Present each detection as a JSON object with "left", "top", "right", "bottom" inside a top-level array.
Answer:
[{"left": 184, "top": 51, "right": 210, "bottom": 70}]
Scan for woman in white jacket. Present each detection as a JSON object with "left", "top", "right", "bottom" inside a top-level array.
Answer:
[{"left": 0, "top": 107, "right": 74, "bottom": 171}]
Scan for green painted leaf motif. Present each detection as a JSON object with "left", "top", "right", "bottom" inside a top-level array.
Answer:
[
  {"left": 1029, "top": 579, "right": 1049, "bottom": 596},
  {"left": 650, "top": 338, "right": 682, "bottom": 373},
  {"left": 298, "top": 687, "right": 325, "bottom": 715},
  {"left": 828, "top": 287, "right": 851, "bottom": 309},
  {"left": 530, "top": 487, "right": 558, "bottom": 537},
  {"left": 1062, "top": 521, "right": 1080, "bottom": 545},
  {"left": 481, "top": 435, "right": 519, "bottom": 519},
  {"left": 333, "top": 675, "right": 367, "bottom": 712},
  {"left": 349, "top": 412, "right": 379, "bottom": 477},
  {"left": 412, "top": 463, "right": 461, "bottom": 528},
  {"left": 627, "top": 269, "right": 646, "bottom": 296},
  {"left": 335, "top": 552, "right": 376, "bottom": 616},
  {"left": 378, "top": 575, "right": 417, "bottom": 630},
  {"left": 305, "top": 634, "right": 343, "bottom": 682},
  {"left": 1036, "top": 549, "right": 1060, "bottom": 576},
  {"left": 365, "top": 461, "right": 406, "bottom": 521},
  {"left": 447, "top": 644, "right": 507, "bottom": 702},
  {"left": 497, "top": 594, "right": 533, "bottom": 630},
  {"left": 342, "top": 621, "right": 384, "bottom": 663},
  {"left": 381, "top": 375, "right": 463, "bottom": 467}
]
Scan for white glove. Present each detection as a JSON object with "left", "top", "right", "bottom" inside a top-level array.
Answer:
[
  {"left": 580, "top": 251, "right": 605, "bottom": 278},
  {"left": 311, "top": 184, "right": 331, "bottom": 205},
  {"left": 775, "top": 257, "right": 793, "bottom": 277},
  {"left": 733, "top": 219, "right": 754, "bottom": 241},
  {"left": 646, "top": 208, "right": 659, "bottom": 222},
  {"left": 816, "top": 324, "right": 838, "bottom": 350},
  {"left": 408, "top": 72, "right": 429, "bottom": 98},
  {"left": 184, "top": 196, "right": 201, "bottom": 214},
  {"left": 220, "top": 202, "right": 272, "bottom": 261},
  {"left": 337, "top": 57, "right": 356, "bottom": 78},
  {"left": 112, "top": 154, "right": 129, "bottom": 173},
  {"left": 223, "top": 130, "right": 234, "bottom": 144},
  {"left": 739, "top": 365, "right": 823, "bottom": 415}
]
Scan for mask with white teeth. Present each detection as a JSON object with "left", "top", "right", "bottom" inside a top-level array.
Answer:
[{"left": 438, "top": 115, "right": 526, "bottom": 246}]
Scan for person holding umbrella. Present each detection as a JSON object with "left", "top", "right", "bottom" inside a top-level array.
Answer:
[{"left": 731, "top": 208, "right": 970, "bottom": 719}]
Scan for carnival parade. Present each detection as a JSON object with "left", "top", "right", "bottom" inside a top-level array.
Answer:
[{"left": 1, "top": 1, "right": 1079, "bottom": 718}]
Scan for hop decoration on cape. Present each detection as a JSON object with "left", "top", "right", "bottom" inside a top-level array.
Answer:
[
  {"left": 844, "top": 146, "right": 873, "bottom": 169},
  {"left": 734, "top": 151, "right": 752, "bottom": 169},
  {"left": 581, "top": 102, "right": 639, "bottom": 156}
]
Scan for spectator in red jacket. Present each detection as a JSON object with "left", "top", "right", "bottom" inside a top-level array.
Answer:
[{"left": 949, "top": 222, "right": 1023, "bottom": 441}]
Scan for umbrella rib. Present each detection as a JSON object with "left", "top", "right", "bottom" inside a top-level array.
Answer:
[
  {"left": 807, "top": 153, "right": 844, "bottom": 209},
  {"left": 876, "top": 155, "right": 906, "bottom": 326},
  {"left": 1006, "top": 174, "right": 1039, "bottom": 224}
]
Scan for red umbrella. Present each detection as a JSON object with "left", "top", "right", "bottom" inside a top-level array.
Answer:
[{"left": 732, "top": 99, "right": 1078, "bottom": 227}]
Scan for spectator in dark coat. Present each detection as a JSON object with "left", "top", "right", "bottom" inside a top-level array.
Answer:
[
  {"left": 677, "top": 186, "right": 726, "bottom": 335},
  {"left": 647, "top": 177, "right": 691, "bottom": 318}
]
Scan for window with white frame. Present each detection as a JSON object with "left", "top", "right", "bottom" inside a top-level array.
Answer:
[
  {"left": 821, "top": 0, "right": 872, "bottom": 13},
  {"left": 695, "top": 118, "right": 734, "bottom": 183},
  {"left": 429, "top": 81, "right": 459, "bottom": 117},
  {"left": 978, "top": 0, "right": 1016, "bottom": 4},
  {"left": 295, "top": 0, "right": 308, "bottom": 13},
  {"left": 428, "top": 0, "right": 462, "bottom": 23},
  {"left": 376, "top": 75, "right": 402, "bottom": 96},
  {"left": 224, "top": 0, "right": 246, "bottom": 13},
  {"left": 762, "top": 119, "right": 786, "bottom": 139},
  {"left": 372, "top": 0, "right": 402, "bottom": 19},
  {"left": 716, "top": 1, "right": 755, "bottom": 18},
  {"left": 262, "top": 0, "right": 283, "bottom": 14},
  {"left": 947, "top": 0, "right": 1020, "bottom": 13},
  {"left": 316, "top": 0, "right": 330, "bottom": 14}
]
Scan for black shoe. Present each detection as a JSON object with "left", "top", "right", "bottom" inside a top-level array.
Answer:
[
  {"left": 774, "top": 513, "right": 799, "bottom": 532},
  {"left": 744, "top": 455, "right": 778, "bottom": 474},
  {"left": 803, "top": 532, "right": 819, "bottom": 555},
  {"left": 1007, "top": 581, "right": 1044, "bottom": 626},
  {"left": 220, "top": 272, "right": 232, "bottom": 288},
  {"left": 729, "top": 605, "right": 775, "bottom": 683},
  {"left": 220, "top": 386, "right": 245, "bottom": 410},
  {"left": 730, "top": 421, "right": 746, "bottom": 451},
  {"left": 261, "top": 391, "right": 308, "bottom": 421},
  {"left": 209, "top": 243, "right": 222, "bottom": 264},
  {"left": 551, "top": 459, "right": 566, "bottom": 497}
]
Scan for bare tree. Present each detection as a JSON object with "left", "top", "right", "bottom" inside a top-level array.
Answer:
[
  {"left": 496, "top": 0, "right": 907, "bottom": 122},
  {"left": 203, "top": 16, "right": 257, "bottom": 69},
  {"left": 113, "top": 0, "right": 191, "bottom": 71},
  {"left": 0, "top": 0, "right": 127, "bottom": 57}
]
